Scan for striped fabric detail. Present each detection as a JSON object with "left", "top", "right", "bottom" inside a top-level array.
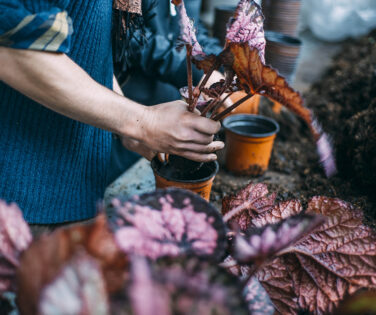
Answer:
[{"left": 0, "top": 7, "right": 73, "bottom": 53}]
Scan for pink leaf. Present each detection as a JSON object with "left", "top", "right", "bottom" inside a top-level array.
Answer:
[
  {"left": 233, "top": 214, "right": 324, "bottom": 265},
  {"left": 244, "top": 277, "right": 274, "bottom": 315},
  {"left": 172, "top": 0, "right": 205, "bottom": 58},
  {"left": 39, "top": 252, "right": 109, "bottom": 315},
  {"left": 125, "top": 256, "right": 248, "bottom": 315},
  {"left": 0, "top": 201, "right": 32, "bottom": 294},
  {"left": 226, "top": 0, "right": 266, "bottom": 62},
  {"left": 112, "top": 189, "right": 226, "bottom": 261}
]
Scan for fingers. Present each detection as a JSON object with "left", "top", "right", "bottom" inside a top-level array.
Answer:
[
  {"left": 189, "top": 114, "right": 221, "bottom": 135},
  {"left": 178, "top": 130, "right": 214, "bottom": 145},
  {"left": 178, "top": 151, "right": 218, "bottom": 163},
  {"left": 120, "top": 137, "right": 156, "bottom": 161},
  {"left": 174, "top": 141, "right": 224, "bottom": 154}
]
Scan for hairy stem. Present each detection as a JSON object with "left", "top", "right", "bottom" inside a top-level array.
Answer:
[{"left": 212, "top": 93, "right": 253, "bottom": 121}]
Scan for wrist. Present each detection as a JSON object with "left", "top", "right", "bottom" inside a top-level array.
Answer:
[{"left": 117, "top": 100, "right": 152, "bottom": 143}]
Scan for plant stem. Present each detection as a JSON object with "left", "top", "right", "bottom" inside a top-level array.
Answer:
[
  {"left": 186, "top": 46, "right": 194, "bottom": 111},
  {"left": 200, "top": 99, "right": 218, "bottom": 117},
  {"left": 212, "top": 93, "right": 254, "bottom": 121},
  {"left": 191, "top": 60, "right": 219, "bottom": 110},
  {"left": 209, "top": 92, "right": 234, "bottom": 119}
]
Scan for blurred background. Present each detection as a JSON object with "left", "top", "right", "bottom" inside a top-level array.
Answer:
[{"left": 200, "top": 0, "right": 376, "bottom": 92}]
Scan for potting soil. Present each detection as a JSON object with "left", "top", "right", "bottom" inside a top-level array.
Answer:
[{"left": 211, "top": 30, "right": 376, "bottom": 228}]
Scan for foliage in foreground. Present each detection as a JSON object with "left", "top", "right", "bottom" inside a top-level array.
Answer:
[{"left": 0, "top": 184, "right": 375, "bottom": 314}]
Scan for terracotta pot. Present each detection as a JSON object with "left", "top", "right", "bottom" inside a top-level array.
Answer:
[
  {"left": 223, "top": 114, "right": 279, "bottom": 176},
  {"left": 151, "top": 158, "right": 219, "bottom": 201}
]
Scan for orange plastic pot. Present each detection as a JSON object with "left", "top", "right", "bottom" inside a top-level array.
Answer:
[
  {"left": 151, "top": 158, "right": 219, "bottom": 201},
  {"left": 223, "top": 114, "right": 279, "bottom": 176},
  {"left": 230, "top": 92, "right": 260, "bottom": 115}
]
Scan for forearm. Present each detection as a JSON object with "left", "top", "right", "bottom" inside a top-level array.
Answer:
[
  {"left": 113, "top": 75, "right": 124, "bottom": 96},
  {"left": 0, "top": 47, "right": 146, "bottom": 140}
]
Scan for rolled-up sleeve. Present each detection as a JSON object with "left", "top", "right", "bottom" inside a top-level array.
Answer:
[{"left": 0, "top": 1, "right": 73, "bottom": 53}]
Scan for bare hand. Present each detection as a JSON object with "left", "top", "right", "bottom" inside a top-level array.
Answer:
[
  {"left": 141, "top": 101, "right": 224, "bottom": 162},
  {"left": 119, "top": 136, "right": 157, "bottom": 161}
]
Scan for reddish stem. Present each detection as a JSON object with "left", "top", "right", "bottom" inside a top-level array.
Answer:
[
  {"left": 186, "top": 46, "right": 194, "bottom": 111},
  {"left": 212, "top": 93, "right": 253, "bottom": 121},
  {"left": 191, "top": 60, "right": 219, "bottom": 110},
  {"left": 209, "top": 92, "right": 234, "bottom": 119},
  {"left": 200, "top": 99, "right": 218, "bottom": 117}
]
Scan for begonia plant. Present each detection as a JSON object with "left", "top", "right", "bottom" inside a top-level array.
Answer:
[
  {"left": 173, "top": 0, "right": 336, "bottom": 177},
  {"left": 0, "top": 185, "right": 375, "bottom": 314}
]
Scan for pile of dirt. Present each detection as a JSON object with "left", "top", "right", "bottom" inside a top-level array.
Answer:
[{"left": 211, "top": 30, "right": 376, "bottom": 227}]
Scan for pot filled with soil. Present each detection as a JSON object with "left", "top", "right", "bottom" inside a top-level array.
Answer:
[
  {"left": 151, "top": 155, "right": 219, "bottom": 201},
  {"left": 223, "top": 114, "right": 279, "bottom": 176}
]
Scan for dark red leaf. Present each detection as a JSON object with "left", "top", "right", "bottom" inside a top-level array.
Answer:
[
  {"left": 256, "top": 197, "right": 376, "bottom": 314},
  {"left": 221, "top": 183, "right": 276, "bottom": 231},
  {"left": 192, "top": 54, "right": 219, "bottom": 73}
]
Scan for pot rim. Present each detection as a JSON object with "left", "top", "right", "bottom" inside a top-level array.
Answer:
[
  {"left": 223, "top": 114, "right": 280, "bottom": 138},
  {"left": 151, "top": 158, "right": 219, "bottom": 184},
  {"left": 265, "top": 31, "right": 302, "bottom": 46}
]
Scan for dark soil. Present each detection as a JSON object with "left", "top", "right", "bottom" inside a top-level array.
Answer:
[
  {"left": 151, "top": 156, "right": 218, "bottom": 181},
  {"left": 211, "top": 30, "right": 376, "bottom": 228}
]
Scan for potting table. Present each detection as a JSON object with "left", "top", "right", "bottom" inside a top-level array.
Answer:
[{"left": 104, "top": 158, "right": 155, "bottom": 210}]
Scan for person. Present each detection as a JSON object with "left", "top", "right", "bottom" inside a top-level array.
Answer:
[
  {"left": 0, "top": 0, "right": 223, "bottom": 226},
  {"left": 109, "top": 0, "right": 225, "bottom": 182}
]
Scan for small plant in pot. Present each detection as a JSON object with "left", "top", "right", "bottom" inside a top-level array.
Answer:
[{"left": 152, "top": 0, "right": 337, "bottom": 199}]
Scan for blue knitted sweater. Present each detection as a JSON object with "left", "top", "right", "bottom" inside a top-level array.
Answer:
[{"left": 0, "top": 0, "right": 113, "bottom": 223}]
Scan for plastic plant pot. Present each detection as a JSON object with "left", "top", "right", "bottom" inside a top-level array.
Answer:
[
  {"left": 151, "top": 157, "right": 219, "bottom": 201},
  {"left": 223, "top": 114, "right": 279, "bottom": 176}
]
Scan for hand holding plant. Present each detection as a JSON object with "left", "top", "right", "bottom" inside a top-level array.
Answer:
[{"left": 142, "top": 101, "right": 223, "bottom": 162}]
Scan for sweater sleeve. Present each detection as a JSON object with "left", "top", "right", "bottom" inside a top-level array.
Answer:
[{"left": 0, "top": 0, "right": 73, "bottom": 53}]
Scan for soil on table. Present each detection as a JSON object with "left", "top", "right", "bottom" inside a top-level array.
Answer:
[{"left": 211, "top": 30, "right": 376, "bottom": 228}]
